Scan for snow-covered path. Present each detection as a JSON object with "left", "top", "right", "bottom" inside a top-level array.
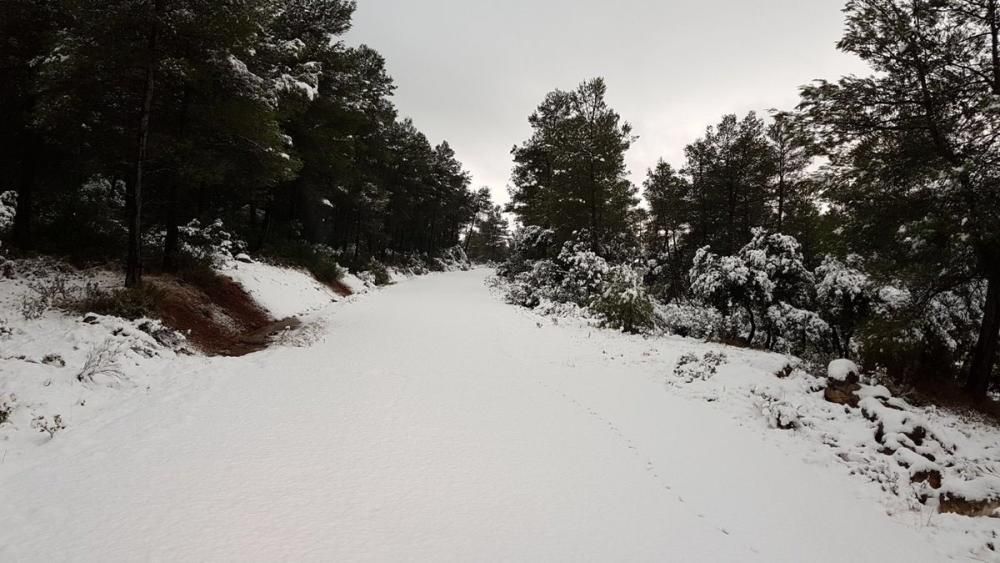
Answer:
[{"left": 0, "top": 270, "right": 951, "bottom": 562}]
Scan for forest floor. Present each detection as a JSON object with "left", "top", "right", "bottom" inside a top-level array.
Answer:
[{"left": 1, "top": 268, "right": 998, "bottom": 561}]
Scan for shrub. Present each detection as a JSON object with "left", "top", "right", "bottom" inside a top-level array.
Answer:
[
  {"left": 262, "top": 240, "right": 345, "bottom": 285},
  {"left": 366, "top": 259, "right": 392, "bottom": 286},
  {"left": 672, "top": 351, "right": 728, "bottom": 383},
  {"left": 591, "top": 265, "right": 654, "bottom": 333},
  {"left": 77, "top": 338, "right": 124, "bottom": 383},
  {"left": 0, "top": 190, "right": 16, "bottom": 233},
  {"left": 499, "top": 226, "right": 556, "bottom": 278},
  {"left": 814, "top": 255, "right": 874, "bottom": 357},
  {"left": 0, "top": 393, "right": 15, "bottom": 425},
  {"left": 178, "top": 219, "right": 247, "bottom": 263},
  {"left": 175, "top": 252, "right": 227, "bottom": 290},
  {"left": 655, "top": 302, "right": 721, "bottom": 339},
  {"left": 690, "top": 229, "right": 814, "bottom": 347},
  {"left": 555, "top": 242, "right": 610, "bottom": 305},
  {"left": 20, "top": 276, "right": 75, "bottom": 320},
  {"left": 69, "top": 283, "right": 162, "bottom": 321},
  {"left": 31, "top": 414, "right": 65, "bottom": 438}
]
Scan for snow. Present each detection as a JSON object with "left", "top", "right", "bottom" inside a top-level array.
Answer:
[
  {"left": 1, "top": 269, "right": 998, "bottom": 560},
  {"left": 828, "top": 358, "right": 860, "bottom": 382},
  {"left": 217, "top": 259, "right": 338, "bottom": 319}
]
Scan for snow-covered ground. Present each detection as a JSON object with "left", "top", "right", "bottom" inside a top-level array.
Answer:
[{"left": 1, "top": 269, "right": 997, "bottom": 561}]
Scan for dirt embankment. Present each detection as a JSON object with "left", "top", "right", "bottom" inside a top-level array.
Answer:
[{"left": 149, "top": 274, "right": 305, "bottom": 357}]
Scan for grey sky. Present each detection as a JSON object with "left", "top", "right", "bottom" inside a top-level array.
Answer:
[{"left": 346, "top": 0, "right": 869, "bottom": 206}]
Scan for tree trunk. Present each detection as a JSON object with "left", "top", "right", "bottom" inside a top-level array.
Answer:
[
  {"left": 12, "top": 131, "right": 38, "bottom": 251},
  {"left": 967, "top": 269, "right": 1000, "bottom": 397},
  {"left": 162, "top": 182, "right": 179, "bottom": 272},
  {"left": 125, "top": 0, "right": 161, "bottom": 288},
  {"left": 162, "top": 85, "right": 192, "bottom": 272},
  {"left": 777, "top": 171, "right": 786, "bottom": 233},
  {"left": 989, "top": 0, "right": 1000, "bottom": 94},
  {"left": 745, "top": 303, "right": 757, "bottom": 346}
]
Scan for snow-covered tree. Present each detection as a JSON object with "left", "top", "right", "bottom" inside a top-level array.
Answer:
[{"left": 690, "top": 229, "right": 813, "bottom": 347}]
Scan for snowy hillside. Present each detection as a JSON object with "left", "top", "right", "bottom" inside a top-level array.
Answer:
[{"left": 1, "top": 269, "right": 997, "bottom": 561}]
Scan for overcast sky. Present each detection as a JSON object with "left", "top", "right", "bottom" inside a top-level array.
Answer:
[{"left": 346, "top": 0, "right": 869, "bottom": 206}]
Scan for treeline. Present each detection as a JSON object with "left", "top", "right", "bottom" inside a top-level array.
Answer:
[
  {"left": 505, "top": 0, "right": 1000, "bottom": 398},
  {"left": 0, "top": 0, "right": 506, "bottom": 284}
]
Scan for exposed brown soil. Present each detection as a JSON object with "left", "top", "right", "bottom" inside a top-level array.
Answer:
[
  {"left": 328, "top": 278, "right": 353, "bottom": 298},
  {"left": 147, "top": 273, "right": 279, "bottom": 357},
  {"left": 939, "top": 493, "right": 1000, "bottom": 517}
]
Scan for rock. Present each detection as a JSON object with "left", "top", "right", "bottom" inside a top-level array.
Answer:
[
  {"left": 1, "top": 260, "right": 15, "bottom": 279},
  {"left": 824, "top": 380, "right": 862, "bottom": 407},
  {"left": 41, "top": 354, "right": 65, "bottom": 368},
  {"left": 82, "top": 313, "right": 100, "bottom": 325},
  {"left": 234, "top": 253, "right": 254, "bottom": 264},
  {"left": 828, "top": 358, "right": 861, "bottom": 384},
  {"left": 912, "top": 469, "right": 943, "bottom": 489},
  {"left": 137, "top": 321, "right": 185, "bottom": 350}
]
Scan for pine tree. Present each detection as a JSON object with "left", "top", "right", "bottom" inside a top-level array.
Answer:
[
  {"left": 799, "top": 0, "right": 1000, "bottom": 396},
  {"left": 509, "top": 78, "right": 638, "bottom": 253},
  {"left": 681, "top": 113, "right": 775, "bottom": 256},
  {"left": 0, "top": 0, "right": 60, "bottom": 251}
]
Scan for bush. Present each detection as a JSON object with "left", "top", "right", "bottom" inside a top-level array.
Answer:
[
  {"left": 68, "top": 283, "right": 162, "bottom": 321},
  {"left": 77, "top": 338, "right": 125, "bottom": 383},
  {"left": 367, "top": 259, "right": 392, "bottom": 286},
  {"left": 175, "top": 252, "right": 227, "bottom": 290},
  {"left": 672, "top": 351, "right": 728, "bottom": 383},
  {"left": 21, "top": 276, "right": 75, "bottom": 320},
  {"left": 178, "top": 219, "right": 247, "bottom": 263},
  {"left": 655, "top": 302, "right": 721, "bottom": 339},
  {"left": 555, "top": 242, "right": 610, "bottom": 305},
  {"left": 690, "top": 229, "right": 814, "bottom": 347},
  {"left": 591, "top": 265, "right": 654, "bottom": 333},
  {"left": 0, "top": 190, "right": 16, "bottom": 234},
  {"left": 499, "top": 226, "right": 556, "bottom": 278},
  {"left": 262, "top": 240, "right": 345, "bottom": 285}
]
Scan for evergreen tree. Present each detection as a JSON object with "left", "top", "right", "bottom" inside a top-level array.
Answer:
[
  {"left": 0, "top": 0, "right": 60, "bottom": 251},
  {"left": 681, "top": 112, "right": 775, "bottom": 256},
  {"left": 799, "top": 0, "right": 1000, "bottom": 396},
  {"left": 509, "top": 78, "right": 638, "bottom": 252}
]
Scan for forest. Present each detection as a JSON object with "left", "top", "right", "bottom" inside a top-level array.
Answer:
[
  {"left": 0, "top": 0, "right": 508, "bottom": 285},
  {"left": 2, "top": 0, "right": 999, "bottom": 400},
  {"left": 500, "top": 0, "right": 1000, "bottom": 400}
]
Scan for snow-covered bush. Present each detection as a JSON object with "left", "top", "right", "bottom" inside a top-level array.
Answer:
[
  {"left": 814, "top": 255, "right": 874, "bottom": 357},
  {"left": 0, "top": 393, "right": 15, "bottom": 425},
  {"left": 555, "top": 242, "right": 610, "bottom": 305},
  {"left": 179, "top": 219, "right": 248, "bottom": 264},
  {"left": 438, "top": 245, "right": 471, "bottom": 271},
  {"left": 31, "top": 414, "right": 65, "bottom": 438},
  {"left": 654, "top": 302, "right": 722, "bottom": 339},
  {"left": 20, "top": 276, "right": 74, "bottom": 320},
  {"left": 859, "top": 280, "right": 985, "bottom": 384},
  {"left": 498, "top": 226, "right": 556, "bottom": 278},
  {"left": 690, "top": 229, "right": 814, "bottom": 348},
  {"left": 765, "top": 302, "right": 832, "bottom": 355},
  {"left": 366, "top": 259, "right": 392, "bottom": 286},
  {"left": 504, "top": 259, "right": 562, "bottom": 308},
  {"left": 0, "top": 190, "right": 16, "bottom": 233},
  {"left": 672, "top": 351, "right": 728, "bottom": 383},
  {"left": 77, "top": 338, "right": 125, "bottom": 384},
  {"left": 751, "top": 388, "right": 802, "bottom": 430},
  {"left": 590, "top": 265, "right": 654, "bottom": 333}
]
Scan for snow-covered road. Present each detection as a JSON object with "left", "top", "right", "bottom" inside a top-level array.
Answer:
[{"left": 0, "top": 269, "right": 952, "bottom": 561}]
